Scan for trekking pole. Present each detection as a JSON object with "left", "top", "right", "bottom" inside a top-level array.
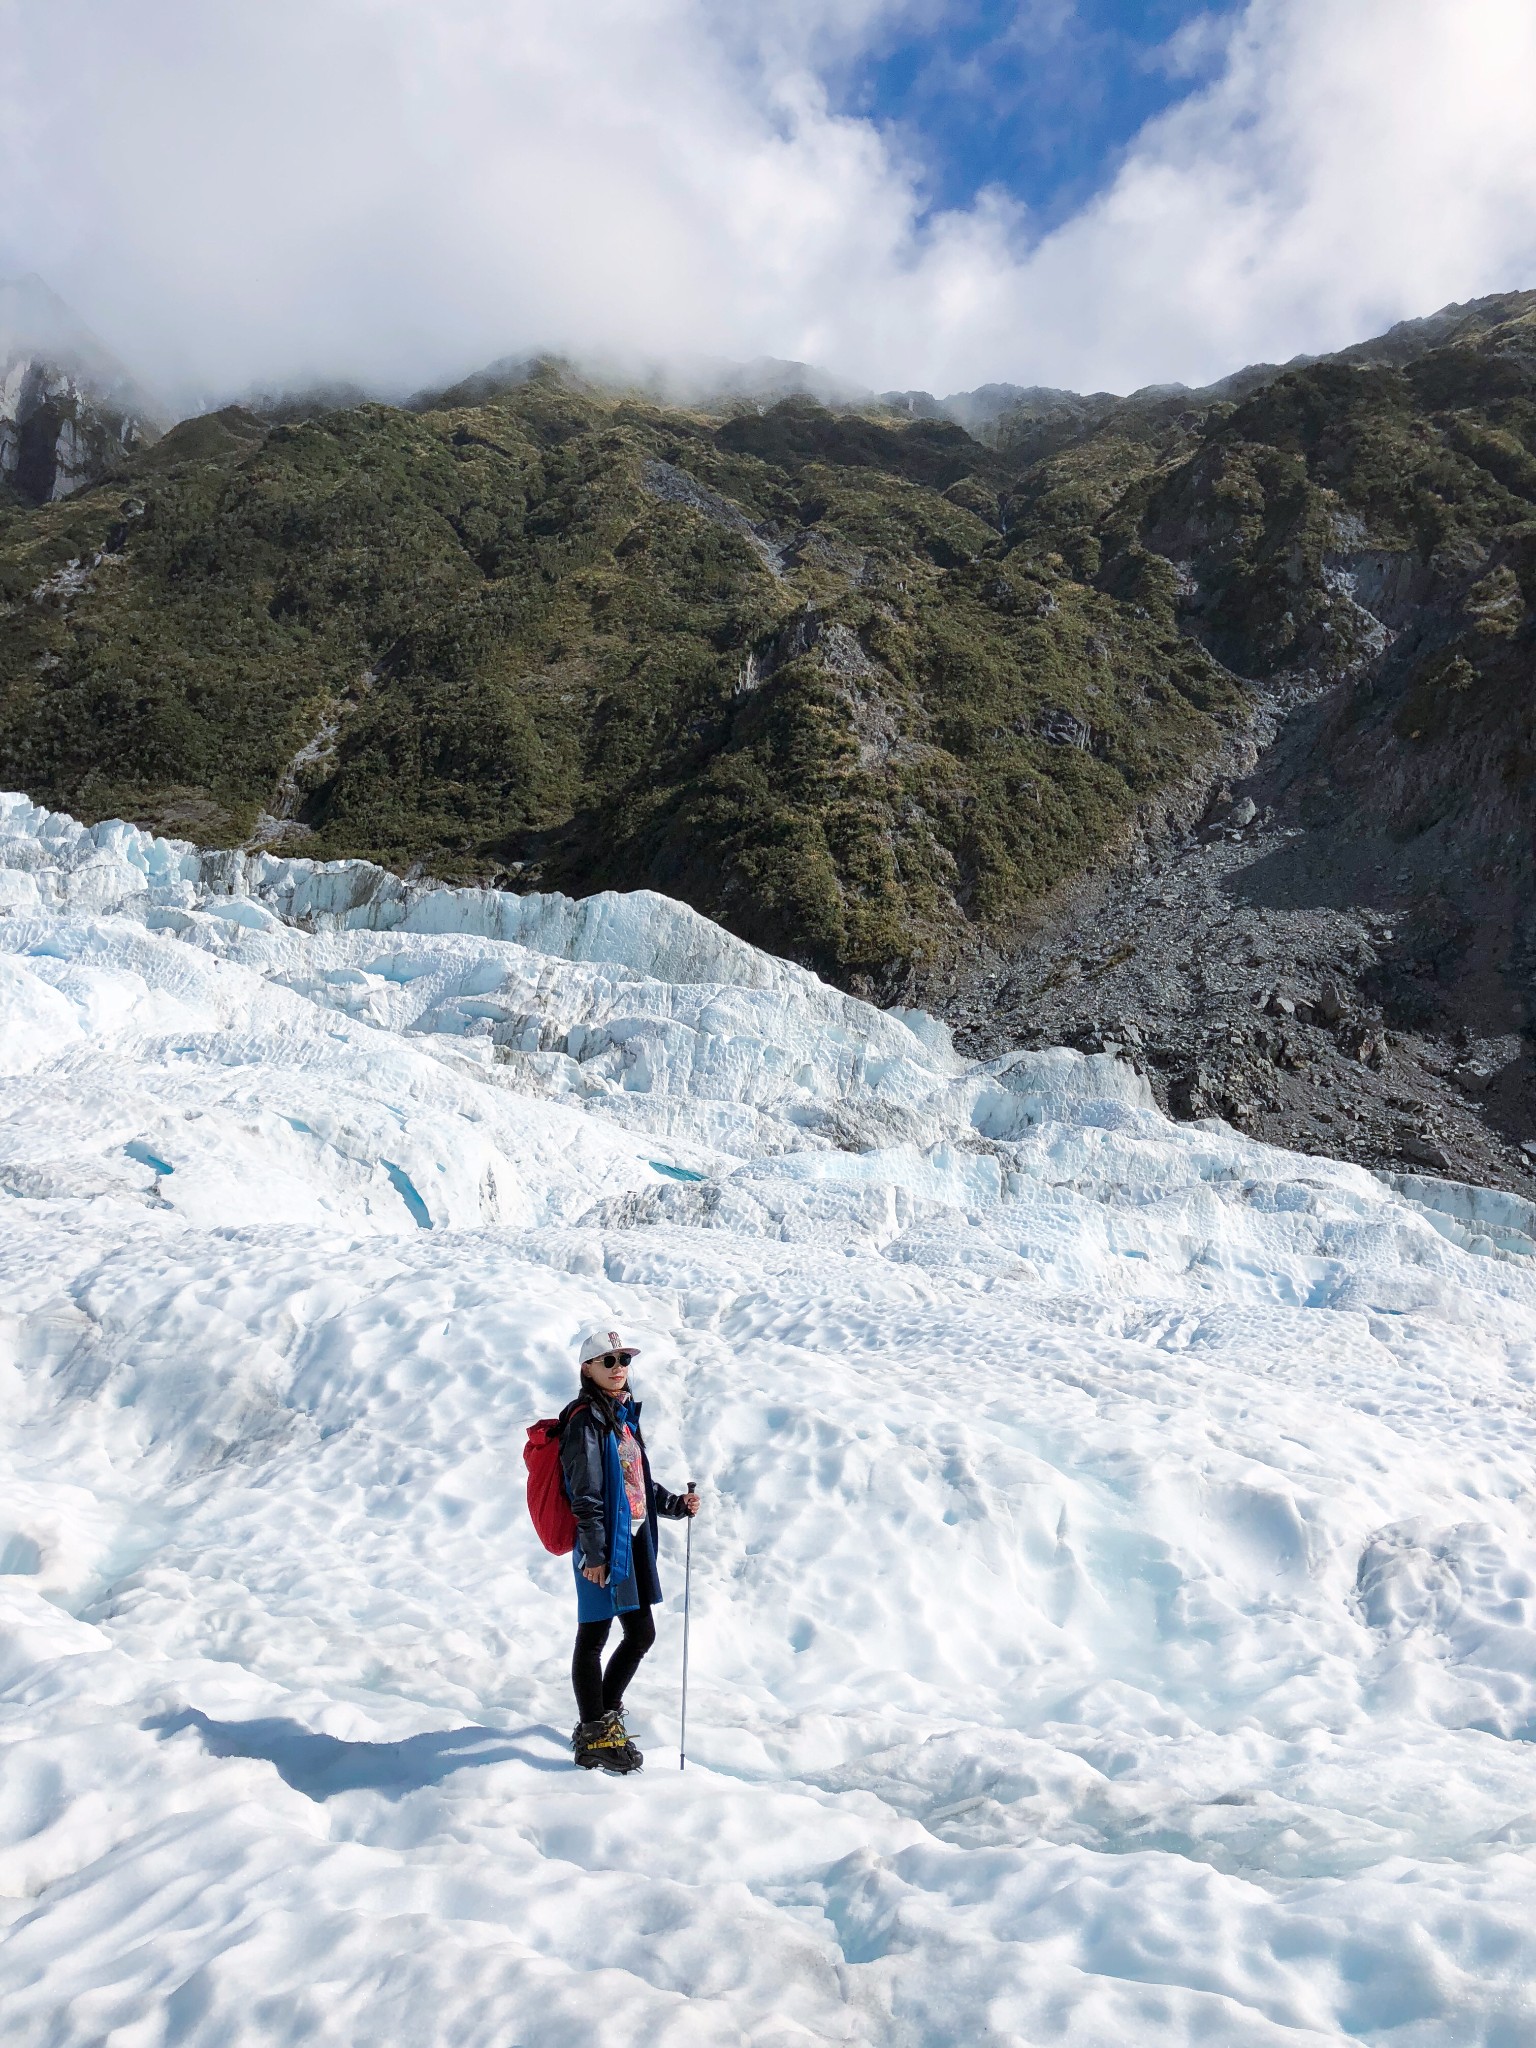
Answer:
[{"left": 679, "top": 1481, "right": 697, "bottom": 1771}]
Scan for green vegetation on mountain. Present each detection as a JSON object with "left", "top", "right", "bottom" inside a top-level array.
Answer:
[
  {"left": 0, "top": 373, "right": 1244, "bottom": 979},
  {"left": 1, "top": 291, "right": 1533, "bottom": 985}
]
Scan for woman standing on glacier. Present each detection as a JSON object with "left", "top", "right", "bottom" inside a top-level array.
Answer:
[{"left": 559, "top": 1325, "right": 699, "bottom": 1773}]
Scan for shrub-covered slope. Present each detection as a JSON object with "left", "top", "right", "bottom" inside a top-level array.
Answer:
[{"left": 0, "top": 374, "right": 1243, "bottom": 980}]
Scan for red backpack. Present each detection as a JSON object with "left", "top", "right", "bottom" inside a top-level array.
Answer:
[{"left": 524, "top": 1402, "right": 585, "bottom": 1554}]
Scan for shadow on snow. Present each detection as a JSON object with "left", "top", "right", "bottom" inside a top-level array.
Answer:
[{"left": 145, "top": 1707, "right": 567, "bottom": 1800}]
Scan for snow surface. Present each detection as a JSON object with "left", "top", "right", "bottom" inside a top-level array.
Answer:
[{"left": 4, "top": 792, "right": 1536, "bottom": 2046}]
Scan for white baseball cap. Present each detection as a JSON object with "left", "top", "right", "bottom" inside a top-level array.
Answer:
[{"left": 577, "top": 1324, "right": 641, "bottom": 1365}]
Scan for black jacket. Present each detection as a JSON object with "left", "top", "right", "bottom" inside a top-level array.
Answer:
[{"left": 558, "top": 1395, "right": 689, "bottom": 1573}]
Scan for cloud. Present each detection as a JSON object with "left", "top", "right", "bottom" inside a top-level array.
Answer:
[{"left": 0, "top": 0, "right": 1533, "bottom": 407}]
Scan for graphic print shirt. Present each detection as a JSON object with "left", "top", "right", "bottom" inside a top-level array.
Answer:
[{"left": 617, "top": 1424, "right": 647, "bottom": 1527}]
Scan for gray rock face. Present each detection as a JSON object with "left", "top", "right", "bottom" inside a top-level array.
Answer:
[
  {"left": 0, "top": 276, "right": 163, "bottom": 503},
  {"left": 638, "top": 457, "right": 785, "bottom": 577},
  {"left": 928, "top": 764, "right": 1536, "bottom": 1199},
  {"left": 0, "top": 357, "right": 152, "bottom": 501}
]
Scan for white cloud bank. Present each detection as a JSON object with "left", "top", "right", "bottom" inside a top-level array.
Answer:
[{"left": 0, "top": 0, "right": 1533, "bottom": 406}]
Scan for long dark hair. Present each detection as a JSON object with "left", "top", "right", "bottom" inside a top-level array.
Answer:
[{"left": 577, "top": 1360, "right": 631, "bottom": 1435}]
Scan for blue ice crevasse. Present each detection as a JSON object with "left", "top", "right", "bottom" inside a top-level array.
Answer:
[
  {"left": 383, "top": 1161, "right": 433, "bottom": 1228},
  {"left": 124, "top": 1140, "right": 174, "bottom": 1175}
]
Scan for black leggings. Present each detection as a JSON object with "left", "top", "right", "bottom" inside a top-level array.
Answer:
[{"left": 572, "top": 1606, "right": 657, "bottom": 1723}]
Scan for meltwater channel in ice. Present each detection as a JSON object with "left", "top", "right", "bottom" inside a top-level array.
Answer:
[{"left": 4, "top": 791, "right": 1536, "bottom": 2046}]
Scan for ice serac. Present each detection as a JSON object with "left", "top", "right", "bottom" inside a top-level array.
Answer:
[
  {"left": 230, "top": 842, "right": 842, "bottom": 994},
  {"left": 4, "top": 791, "right": 1536, "bottom": 2047}
]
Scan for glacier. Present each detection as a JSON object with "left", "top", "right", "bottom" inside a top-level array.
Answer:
[{"left": 3, "top": 791, "right": 1536, "bottom": 2045}]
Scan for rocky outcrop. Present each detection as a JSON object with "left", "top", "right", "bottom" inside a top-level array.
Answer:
[{"left": 0, "top": 276, "right": 163, "bottom": 504}]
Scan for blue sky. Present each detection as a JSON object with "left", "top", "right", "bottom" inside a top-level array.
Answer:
[{"left": 844, "top": 1, "right": 1242, "bottom": 226}]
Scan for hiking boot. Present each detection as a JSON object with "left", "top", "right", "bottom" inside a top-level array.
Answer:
[
  {"left": 603, "top": 1706, "right": 643, "bottom": 1769},
  {"left": 572, "top": 1715, "right": 638, "bottom": 1774}
]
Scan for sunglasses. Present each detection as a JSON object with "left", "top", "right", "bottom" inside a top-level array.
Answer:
[{"left": 593, "top": 1352, "right": 633, "bottom": 1370}]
